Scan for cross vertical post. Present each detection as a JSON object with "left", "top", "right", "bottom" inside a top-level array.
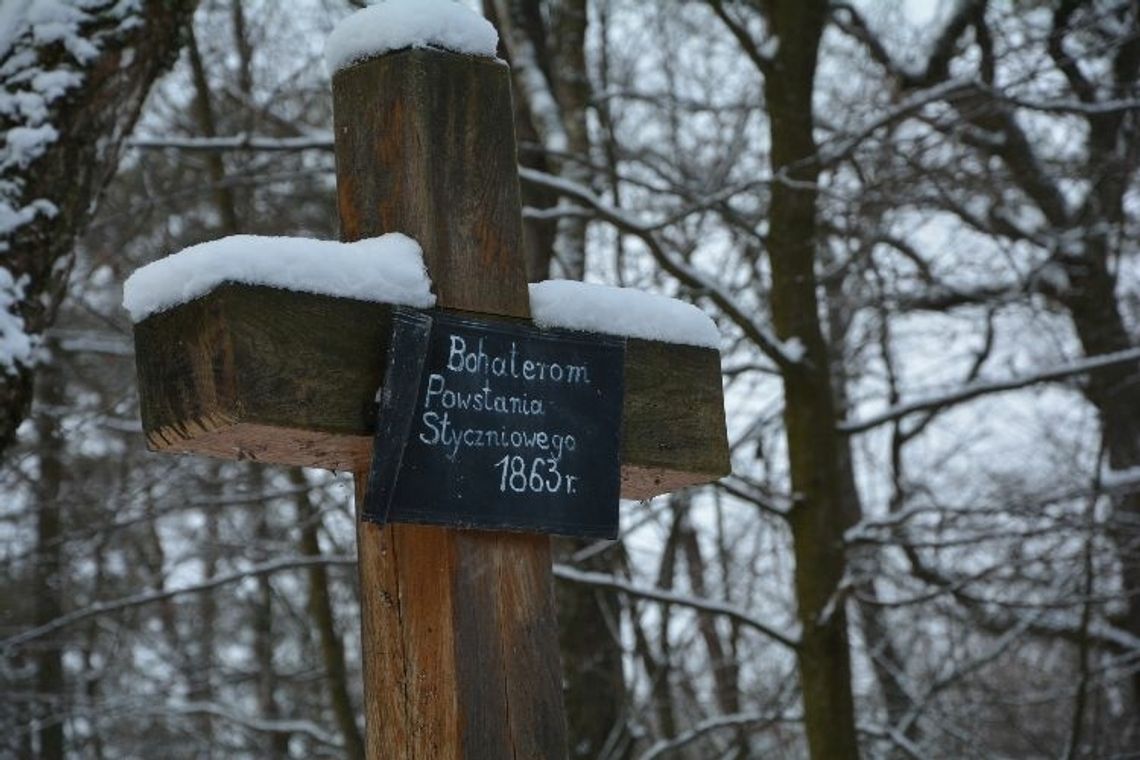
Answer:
[{"left": 332, "top": 49, "right": 568, "bottom": 758}]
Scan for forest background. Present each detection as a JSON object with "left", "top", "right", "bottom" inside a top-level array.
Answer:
[{"left": 2, "top": 0, "right": 1139, "bottom": 758}]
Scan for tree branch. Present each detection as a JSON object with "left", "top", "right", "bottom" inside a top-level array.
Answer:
[
  {"left": 707, "top": 0, "right": 775, "bottom": 79},
  {"left": 157, "top": 701, "right": 343, "bottom": 747},
  {"left": 0, "top": 555, "right": 356, "bottom": 652},
  {"left": 637, "top": 709, "right": 793, "bottom": 760},
  {"left": 552, "top": 563, "right": 801, "bottom": 650},
  {"left": 129, "top": 133, "right": 335, "bottom": 152},
  {"left": 831, "top": 0, "right": 984, "bottom": 87},
  {"left": 518, "top": 167, "right": 802, "bottom": 369},
  {"left": 840, "top": 347, "right": 1140, "bottom": 434},
  {"left": 1048, "top": 0, "right": 1098, "bottom": 104}
]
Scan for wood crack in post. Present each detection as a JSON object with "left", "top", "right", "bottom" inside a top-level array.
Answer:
[
  {"left": 497, "top": 551, "right": 518, "bottom": 760},
  {"left": 390, "top": 528, "right": 412, "bottom": 760}
]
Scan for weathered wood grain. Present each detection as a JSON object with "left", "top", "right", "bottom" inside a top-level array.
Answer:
[
  {"left": 354, "top": 503, "right": 415, "bottom": 759},
  {"left": 134, "top": 283, "right": 391, "bottom": 464},
  {"left": 620, "top": 338, "right": 729, "bottom": 497},
  {"left": 333, "top": 49, "right": 530, "bottom": 320},
  {"left": 479, "top": 532, "right": 566, "bottom": 756},
  {"left": 350, "top": 503, "right": 566, "bottom": 759},
  {"left": 132, "top": 285, "right": 730, "bottom": 497}
]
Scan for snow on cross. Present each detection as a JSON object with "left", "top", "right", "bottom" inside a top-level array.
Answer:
[
  {"left": 122, "top": 233, "right": 435, "bottom": 321},
  {"left": 123, "top": 235, "right": 721, "bottom": 348},
  {"left": 127, "top": 7, "right": 729, "bottom": 758},
  {"left": 529, "top": 279, "right": 720, "bottom": 348},
  {"left": 324, "top": 0, "right": 500, "bottom": 73}
]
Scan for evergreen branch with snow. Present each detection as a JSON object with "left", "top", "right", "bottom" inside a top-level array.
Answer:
[{"left": 0, "top": 0, "right": 196, "bottom": 456}]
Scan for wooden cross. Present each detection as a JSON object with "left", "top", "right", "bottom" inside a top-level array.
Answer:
[{"left": 132, "top": 45, "right": 728, "bottom": 759}]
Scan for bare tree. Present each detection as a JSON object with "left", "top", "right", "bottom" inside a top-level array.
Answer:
[{"left": 831, "top": 0, "right": 1140, "bottom": 714}]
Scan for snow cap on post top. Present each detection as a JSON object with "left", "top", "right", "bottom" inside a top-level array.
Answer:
[{"left": 324, "top": 0, "right": 500, "bottom": 74}]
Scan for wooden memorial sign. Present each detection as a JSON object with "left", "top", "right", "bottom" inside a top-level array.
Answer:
[
  {"left": 129, "top": 21, "right": 730, "bottom": 760},
  {"left": 365, "top": 308, "right": 625, "bottom": 538}
]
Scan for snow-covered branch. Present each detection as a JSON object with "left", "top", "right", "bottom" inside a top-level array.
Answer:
[
  {"left": 51, "top": 328, "right": 133, "bottom": 357},
  {"left": 815, "top": 78, "right": 972, "bottom": 170},
  {"left": 0, "top": 554, "right": 356, "bottom": 652},
  {"left": 637, "top": 710, "right": 794, "bottom": 760},
  {"left": 157, "top": 702, "right": 343, "bottom": 747},
  {"left": 985, "top": 90, "right": 1140, "bottom": 116},
  {"left": 521, "top": 203, "right": 592, "bottom": 221},
  {"left": 517, "top": 167, "right": 803, "bottom": 369},
  {"left": 129, "top": 132, "right": 335, "bottom": 152},
  {"left": 552, "top": 563, "right": 800, "bottom": 649},
  {"left": 839, "top": 347, "right": 1140, "bottom": 434},
  {"left": 1100, "top": 465, "right": 1140, "bottom": 492}
]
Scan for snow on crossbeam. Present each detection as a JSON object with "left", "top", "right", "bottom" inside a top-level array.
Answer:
[
  {"left": 122, "top": 234, "right": 435, "bottom": 322},
  {"left": 324, "top": 0, "right": 500, "bottom": 75},
  {"left": 529, "top": 280, "right": 720, "bottom": 348},
  {"left": 122, "top": 236, "right": 722, "bottom": 351}
]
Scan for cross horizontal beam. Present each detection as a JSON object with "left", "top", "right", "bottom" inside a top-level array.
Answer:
[{"left": 133, "top": 282, "right": 729, "bottom": 499}]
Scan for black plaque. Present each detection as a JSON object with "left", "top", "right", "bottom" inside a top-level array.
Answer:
[{"left": 364, "top": 308, "right": 625, "bottom": 538}]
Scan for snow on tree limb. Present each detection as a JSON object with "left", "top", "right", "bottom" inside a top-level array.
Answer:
[
  {"left": 637, "top": 710, "right": 792, "bottom": 760},
  {"left": 517, "top": 166, "right": 803, "bottom": 369},
  {"left": 814, "top": 78, "right": 972, "bottom": 171},
  {"left": 129, "top": 132, "right": 335, "bottom": 152},
  {"left": 840, "top": 347, "right": 1140, "bottom": 435},
  {"left": 0, "top": 554, "right": 357, "bottom": 652},
  {"left": 156, "top": 702, "right": 344, "bottom": 747},
  {"left": 552, "top": 563, "right": 801, "bottom": 649},
  {"left": 0, "top": 267, "right": 32, "bottom": 371},
  {"left": 8, "top": 550, "right": 803, "bottom": 655}
]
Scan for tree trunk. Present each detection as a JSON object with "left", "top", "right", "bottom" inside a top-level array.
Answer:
[
  {"left": 186, "top": 24, "right": 240, "bottom": 234},
  {"left": 293, "top": 470, "right": 365, "bottom": 758},
  {"left": 825, "top": 270, "right": 914, "bottom": 742},
  {"left": 762, "top": 1, "right": 861, "bottom": 757},
  {"left": 488, "top": 0, "right": 592, "bottom": 280},
  {"left": 548, "top": 0, "right": 591, "bottom": 280},
  {"left": 33, "top": 342, "right": 65, "bottom": 760},
  {"left": 249, "top": 467, "right": 288, "bottom": 760},
  {"left": 1063, "top": 241, "right": 1140, "bottom": 703},
  {"left": 1063, "top": 31, "right": 1140, "bottom": 696},
  {"left": 0, "top": 0, "right": 197, "bottom": 456},
  {"left": 194, "top": 475, "right": 220, "bottom": 756}
]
